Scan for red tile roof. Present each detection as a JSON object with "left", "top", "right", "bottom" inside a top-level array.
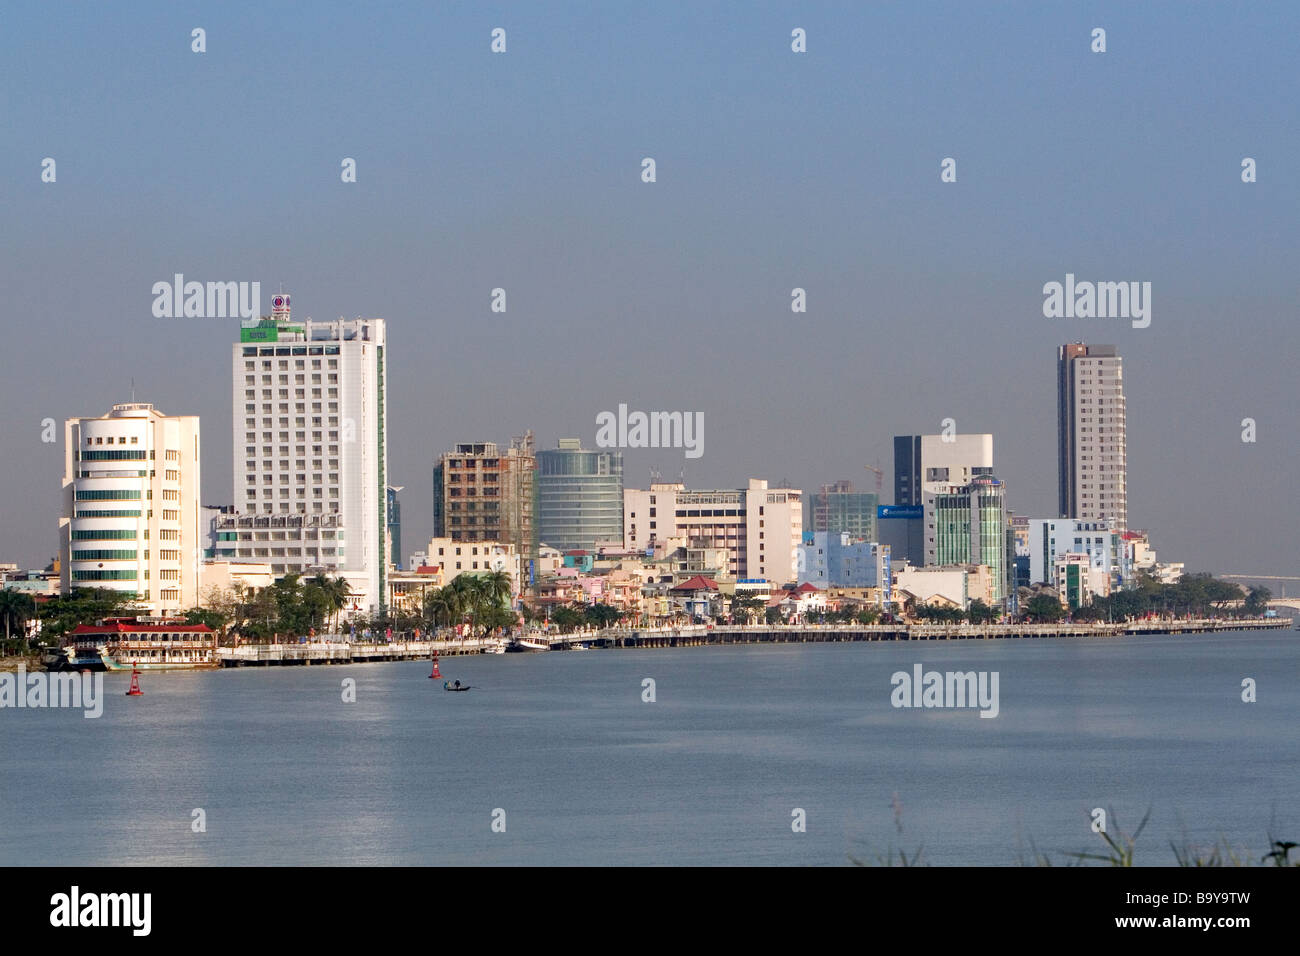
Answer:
[
  {"left": 670, "top": 575, "right": 720, "bottom": 592},
  {"left": 71, "top": 621, "right": 213, "bottom": 634}
]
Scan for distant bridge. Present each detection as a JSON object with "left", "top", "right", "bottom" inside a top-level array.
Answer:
[{"left": 1221, "top": 574, "right": 1300, "bottom": 599}]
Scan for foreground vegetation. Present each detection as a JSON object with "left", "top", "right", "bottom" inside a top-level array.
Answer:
[{"left": 852, "top": 806, "right": 1298, "bottom": 867}]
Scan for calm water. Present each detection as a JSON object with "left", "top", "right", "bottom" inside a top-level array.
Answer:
[{"left": 2, "top": 631, "right": 1296, "bottom": 866}]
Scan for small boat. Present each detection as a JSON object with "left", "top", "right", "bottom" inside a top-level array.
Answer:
[
  {"left": 443, "top": 680, "right": 472, "bottom": 692},
  {"left": 506, "top": 636, "right": 549, "bottom": 653},
  {"left": 483, "top": 643, "right": 505, "bottom": 654}
]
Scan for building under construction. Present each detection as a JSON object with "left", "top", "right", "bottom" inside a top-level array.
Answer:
[
  {"left": 433, "top": 432, "right": 538, "bottom": 561},
  {"left": 809, "top": 481, "right": 878, "bottom": 541}
]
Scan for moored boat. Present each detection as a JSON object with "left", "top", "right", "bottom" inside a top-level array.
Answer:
[
  {"left": 62, "top": 617, "right": 219, "bottom": 670},
  {"left": 506, "top": 636, "right": 549, "bottom": 653}
]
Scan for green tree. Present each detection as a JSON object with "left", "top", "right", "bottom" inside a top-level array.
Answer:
[
  {"left": 730, "top": 594, "right": 764, "bottom": 624},
  {"left": 183, "top": 606, "right": 230, "bottom": 638},
  {"left": 0, "top": 589, "right": 37, "bottom": 654},
  {"left": 965, "top": 599, "right": 996, "bottom": 624},
  {"left": 37, "top": 587, "right": 133, "bottom": 640},
  {"left": 424, "top": 586, "right": 463, "bottom": 628},
  {"left": 583, "top": 602, "right": 622, "bottom": 629},
  {"left": 1243, "top": 585, "right": 1272, "bottom": 615},
  {"left": 549, "top": 605, "right": 584, "bottom": 632},
  {"left": 1023, "top": 593, "right": 1066, "bottom": 623}
]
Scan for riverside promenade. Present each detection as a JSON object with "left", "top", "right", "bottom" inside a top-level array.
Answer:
[
  {"left": 214, "top": 618, "right": 1290, "bottom": 665},
  {"left": 217, "top": 636, "right": 501, "bottom": 667},
  {"left": 589, "top": 617, "right": 1291, "bottom": 649}
]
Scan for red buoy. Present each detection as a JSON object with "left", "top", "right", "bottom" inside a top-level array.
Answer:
[
  {"left": 126, "top": 663, "right": 143, "bottom": 696},
  {"left": 428, "top": 653, "right": 443, "bottom": 679}
]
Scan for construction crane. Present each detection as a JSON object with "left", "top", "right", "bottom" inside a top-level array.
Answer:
[{"left": 864, "top": 463, "right": 883, "bottom": 495}]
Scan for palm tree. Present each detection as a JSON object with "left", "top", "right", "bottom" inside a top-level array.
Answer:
[
  {"left": 449, "top": 576, "right": 482, "bottom": 622},
  {"left": 308, "top": 573, "right": 349, "bottom": 633},
  {"left": 424, "top": 586, "right": 462, "bottom": 628},
  {"left": 0, "top": 589, "right": 37, "bottom": 654},
  {"left": 480, "top": 570, "right": 513, "bottom": 608}
]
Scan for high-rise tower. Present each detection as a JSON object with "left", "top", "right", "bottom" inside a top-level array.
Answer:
[
  {"left": 1057, "top": 343, "right": 1127, "bottom": 530},
  {"left": 220, "top": 294, "right": 389, "bottom": 613}
]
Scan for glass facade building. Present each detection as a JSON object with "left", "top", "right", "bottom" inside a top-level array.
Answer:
[
  {"left": 536, "top": 439, "right": 624, "bottom": 553},
  {"left": 809, "top": 482, "right": 878, "bottom": 541},
  {"left": 924, "top": 474, "right": 1009, "bottom": 605}
]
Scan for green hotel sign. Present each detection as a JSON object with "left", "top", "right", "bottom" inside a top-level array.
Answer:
[{"left": 240, "top": 324, "right": 303, "bottom": 343}]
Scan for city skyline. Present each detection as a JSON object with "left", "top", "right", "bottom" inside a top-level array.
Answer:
[
  {"left": 11, "top": 321, "right": 1294, "bottom": 581},
  {"left": 2, "top": 3, "right": 1296, "bottom": 577}
]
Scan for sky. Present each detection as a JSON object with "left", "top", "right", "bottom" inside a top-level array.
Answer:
[{"left": 2, "top": 1, "right": 1297, "bottom": 578}]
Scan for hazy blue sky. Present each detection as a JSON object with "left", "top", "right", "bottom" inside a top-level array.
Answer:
[{"left": 3, "top": 2, "right": 1297, "bottom": 577}]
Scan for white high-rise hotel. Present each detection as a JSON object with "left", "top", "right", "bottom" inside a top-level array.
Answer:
[
  {"left": 60, "top": 403, "right": 202, "bottom": 614},
  {"left": 1058, "top": 343, "right": 1127, "bottom": 531},
  {"left": 214, "top": 294, "right": 389, "bottom": 613}
]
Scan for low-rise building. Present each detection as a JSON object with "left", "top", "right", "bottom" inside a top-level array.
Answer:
[
  {"left": 425, "top": 537, "right": 522, "bottom": 597},
  {"left": 1027, "top": 518, "right": 1126, "bottom": 595},
  {"left": 798, "top": 532, "right": 889, "bottom": 589}
]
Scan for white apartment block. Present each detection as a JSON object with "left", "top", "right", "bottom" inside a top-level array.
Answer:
[
  {"left": 60, "top": 403, "right": 202, "bottom": 614},
  {"left": 219, "top": 294, "right": 389, "bottom": 613},
  {"left": 624, "top": 479, "right": 803, "bottom": 583},
  {"left": 1027, "top": 518, "right": 1122, "bottom": 594},
  {"left": 1058, "top": 344, "right": 1127, "bottom": 530}
]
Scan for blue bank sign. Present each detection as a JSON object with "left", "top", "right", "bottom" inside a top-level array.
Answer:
[{"left": 877, "top": 505, "right": 922, "bottom": 520}]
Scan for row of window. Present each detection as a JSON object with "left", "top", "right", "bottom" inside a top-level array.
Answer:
[
  {"left": 248, "top": 488, "right": 340, "bottom": 498},
  {"left": 76, "top": 490, "right": 141, "bottom": 501},
  {"left": 80, "top": 449, "right": 147, "bottom": 461},
  {"left": 235, "top": 548, "right": 340, "bottom": 557},
  {"left": 242, "top": 405, "right": 340, "bottom": 422},
  {"left": 244, "top": 389, "right": 338, "bottom": 401},
  {"left": 242, "top": 354, "right": 340, "bottom": 366},
  {"left": 72, "top": 550, "right": 137, "bottom": 561},
  {"left": 246, "top": 466, "right": 339, "bottom": 480},
  {"left": 232, "top": 530, "right": 341, "bottom": 540},
  {"left": 244, "top": 373, "right": 338, "bottom": 384},
  {"left": 83, "top": 435, "right": 140, "bottom": 445},
  {"left": 241, "top": 422, "right": 341, "bottom": 441},
  {"left": 72, "top": 570, "right": 137, "bottom": 580},
  {"left": 75, "top": 509, "right": 142, "bottom": 518},
  {"left": 245, "top": 442, "right": 339, "bottom": 457},
  {"left": 248, "top": 503, "right": 341, "bottom": 514}
]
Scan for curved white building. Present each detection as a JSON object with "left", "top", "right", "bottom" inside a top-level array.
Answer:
[{"left": 59, "top": 403, "right": 202, "bottom": 614}]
